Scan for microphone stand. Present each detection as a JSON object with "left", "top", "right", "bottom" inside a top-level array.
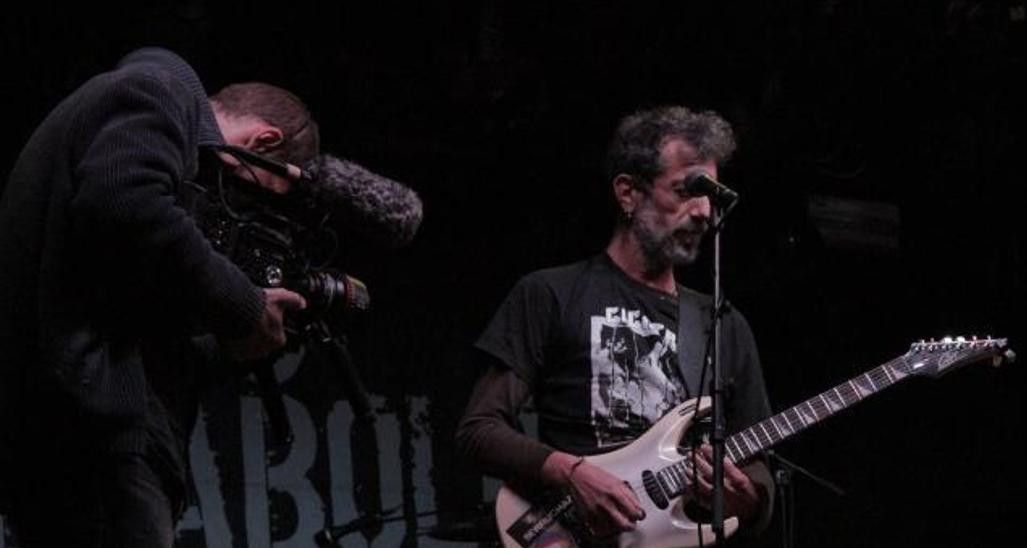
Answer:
[
  {"left": 708, "top": 196, "right": 738, "bottom": 544},
  {"left": 765, "top": 450, "right": 845, "bottom": 548}
]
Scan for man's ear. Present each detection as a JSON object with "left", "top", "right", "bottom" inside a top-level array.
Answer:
[
  {"left": 612, "top": 174, "right": 639, "bottom": 215},
  {"left": 245, "top": 125, "right": 285, "bottom": 154}
]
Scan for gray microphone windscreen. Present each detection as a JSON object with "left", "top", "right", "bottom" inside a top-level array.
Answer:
[{"left": 303, "top": 154, "right": 423, "bottom": 248}]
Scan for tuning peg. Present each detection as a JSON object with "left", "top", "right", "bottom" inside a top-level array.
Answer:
[{"left": 993, "top": 349, "right": 1016, "bottom": 368}]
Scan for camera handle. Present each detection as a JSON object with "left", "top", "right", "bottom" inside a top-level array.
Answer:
[
  {"left": 308, "top": 321, "right": 375, "bottom": 420},
  {"left": 307, "top": 320, "right": 385, "bottom": 543}
]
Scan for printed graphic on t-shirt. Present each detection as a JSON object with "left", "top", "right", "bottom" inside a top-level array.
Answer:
[{"left": 589, "top": 306, "right": 686, "bottom": 447}]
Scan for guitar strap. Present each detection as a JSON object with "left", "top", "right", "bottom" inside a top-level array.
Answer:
[{"left": 676, "top": 287, "right": 713, "bottom": 400}]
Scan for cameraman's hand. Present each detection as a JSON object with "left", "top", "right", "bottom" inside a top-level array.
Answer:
[{"left": 223, "top": 288, "right": 307, "bottom": 361}]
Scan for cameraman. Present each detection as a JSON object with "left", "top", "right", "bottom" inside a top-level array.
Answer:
[{"left": 0, "top": 47, "right": 317, "bottom": 547}]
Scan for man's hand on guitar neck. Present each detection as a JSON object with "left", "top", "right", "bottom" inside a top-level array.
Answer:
[
  {"left": 689, "top": 444, "right": 762, "bottom": 523},
  {"left": 541, "top": 451, "right": 645, "bottom": 537}
]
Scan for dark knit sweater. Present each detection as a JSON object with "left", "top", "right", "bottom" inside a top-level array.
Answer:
[{"left": 0, "top": 48, "right": 264, "bottom": 464}]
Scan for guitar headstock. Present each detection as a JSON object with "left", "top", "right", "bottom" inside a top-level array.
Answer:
[{"left": 905, "top": 336, "right": 1014, "bottom": 378}]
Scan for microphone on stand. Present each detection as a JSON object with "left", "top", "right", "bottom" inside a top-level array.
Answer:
[
  {"left": 683, "top": 171, "right": 739, "bottom": 208},
  {"left": 686, "top": 170, "right": 740, "bottom": 543}
]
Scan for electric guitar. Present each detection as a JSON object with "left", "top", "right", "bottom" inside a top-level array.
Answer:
[{"left": 495, "top": 336, "right": 1014, "bottom": 548}]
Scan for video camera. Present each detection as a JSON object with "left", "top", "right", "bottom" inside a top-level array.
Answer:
[
  {"left": 182, "top": 149, "right": 370, "bottom": 328},
  {"left": 182, "top": 145, "right": 423, "bottom": 528}
]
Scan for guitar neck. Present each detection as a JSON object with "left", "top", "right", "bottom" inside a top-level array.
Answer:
[
  {"left": 652, "top": 337, "right": 1007, "bottom": 498},
  {"left": 726, "top": 356, "right": 911, "bottom": 463}
]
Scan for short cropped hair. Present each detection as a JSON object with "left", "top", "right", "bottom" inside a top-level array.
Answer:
[{"left": 210, "top": 82, "right": 320, "bottom": 165}]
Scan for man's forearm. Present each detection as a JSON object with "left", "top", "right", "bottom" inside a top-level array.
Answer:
[{"left": 455, "top": 365, "right": 554, "bottom": 487}]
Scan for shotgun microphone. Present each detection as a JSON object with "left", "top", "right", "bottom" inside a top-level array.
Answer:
[{"left": 213, "top": 144, "right": 314, "bottom": 182}]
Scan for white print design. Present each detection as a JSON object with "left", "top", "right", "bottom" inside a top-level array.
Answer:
[{"left": 589, "top": 306, "right": 686, "bottom": 448}]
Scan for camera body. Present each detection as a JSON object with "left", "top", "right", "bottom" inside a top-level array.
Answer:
[{"left": 182, "top": 161, "right": 369, "bottom": 324}]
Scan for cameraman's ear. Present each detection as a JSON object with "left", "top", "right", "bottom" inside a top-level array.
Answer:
[{"left": 245, "top": 126, "right": 285, "bottom": 155}]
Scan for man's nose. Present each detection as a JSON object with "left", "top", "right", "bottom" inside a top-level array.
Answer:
[{"left": 686, "top": 196, "right": 712, "bottom": 224}]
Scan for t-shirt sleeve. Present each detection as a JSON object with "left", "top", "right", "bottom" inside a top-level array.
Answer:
[{"left": 473, "top": 273, "right": 557, "bottom": 386}]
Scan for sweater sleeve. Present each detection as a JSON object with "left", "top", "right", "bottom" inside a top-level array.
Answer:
[
  {"left": 455, "top": 360, "right": 556, "bottom": 489},
  {"left": 68, "top": 72, "right": 263, "bottom": 337}
]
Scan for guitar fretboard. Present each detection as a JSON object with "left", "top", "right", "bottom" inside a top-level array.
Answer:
[
  {"left": 656, "top": 354, "right": 914, "bottom": 496},
  {"left": 731, "top": 355, "right": 915, "bottom": 462}
]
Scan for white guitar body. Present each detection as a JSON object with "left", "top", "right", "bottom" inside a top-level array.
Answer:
[{"left": 495, "top": 396, "right": 738, "bottom": 548}]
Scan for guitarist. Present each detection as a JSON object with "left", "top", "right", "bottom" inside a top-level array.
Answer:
[{"left": 457, "top": 105, "right": 775, "bottom": 545}]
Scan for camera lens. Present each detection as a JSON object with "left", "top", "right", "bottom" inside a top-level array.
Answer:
[{"left": 299, "top": 270, "right": 370, "bottom": 316}]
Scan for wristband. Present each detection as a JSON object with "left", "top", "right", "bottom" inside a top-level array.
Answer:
[{"left": 568, "top": 456, "right": 586, "bottom": 481}]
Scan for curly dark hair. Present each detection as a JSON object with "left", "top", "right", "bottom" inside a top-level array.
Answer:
[
  {"left": 210, "top": 82, "right": 320, "bottom": 165},
  {"left": 604, "top": 105, "right": 735, "bottom": 187}
]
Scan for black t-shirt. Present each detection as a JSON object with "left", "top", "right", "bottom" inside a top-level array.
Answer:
[
  {"left": 476, "top": 254, "right": 697, "bottom": 454},
  {"left": 476, "top": 253, "right": 771, "bottom": 457}
]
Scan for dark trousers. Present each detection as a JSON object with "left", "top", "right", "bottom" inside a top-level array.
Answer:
[{"left": 7, "top": 452, "right": 177, "bottom": 548}]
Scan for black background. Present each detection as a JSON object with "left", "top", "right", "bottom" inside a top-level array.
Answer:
[{"left": 4, "top": 1, "right": 1025, "bottom": 547}]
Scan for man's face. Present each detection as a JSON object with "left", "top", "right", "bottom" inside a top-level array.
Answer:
[{"left": 630, "top": 139, "right": 715, "bottom": 269}]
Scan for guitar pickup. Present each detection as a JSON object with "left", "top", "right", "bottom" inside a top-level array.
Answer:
[{"left": 642, "top": 470, "right": 670, "bottom": 510}]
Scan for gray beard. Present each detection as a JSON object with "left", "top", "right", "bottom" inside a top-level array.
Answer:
[{"left": 631, "top": 209, "right": 701, "bottom": 273}]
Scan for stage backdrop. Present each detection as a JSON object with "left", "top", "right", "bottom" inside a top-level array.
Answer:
[{"left": 1, "top": 348, "right": 502, "bottom": 548}]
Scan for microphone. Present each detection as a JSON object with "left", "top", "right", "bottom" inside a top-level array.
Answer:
[
  {"left": 213, "top": 144, "right": 315, "bottom": 182},
  {"left": 683, "top": 172, "right": 739, "bottom": 208},
  {"left": 300, "top": 154, "right": 423, "bottom": 248}
]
